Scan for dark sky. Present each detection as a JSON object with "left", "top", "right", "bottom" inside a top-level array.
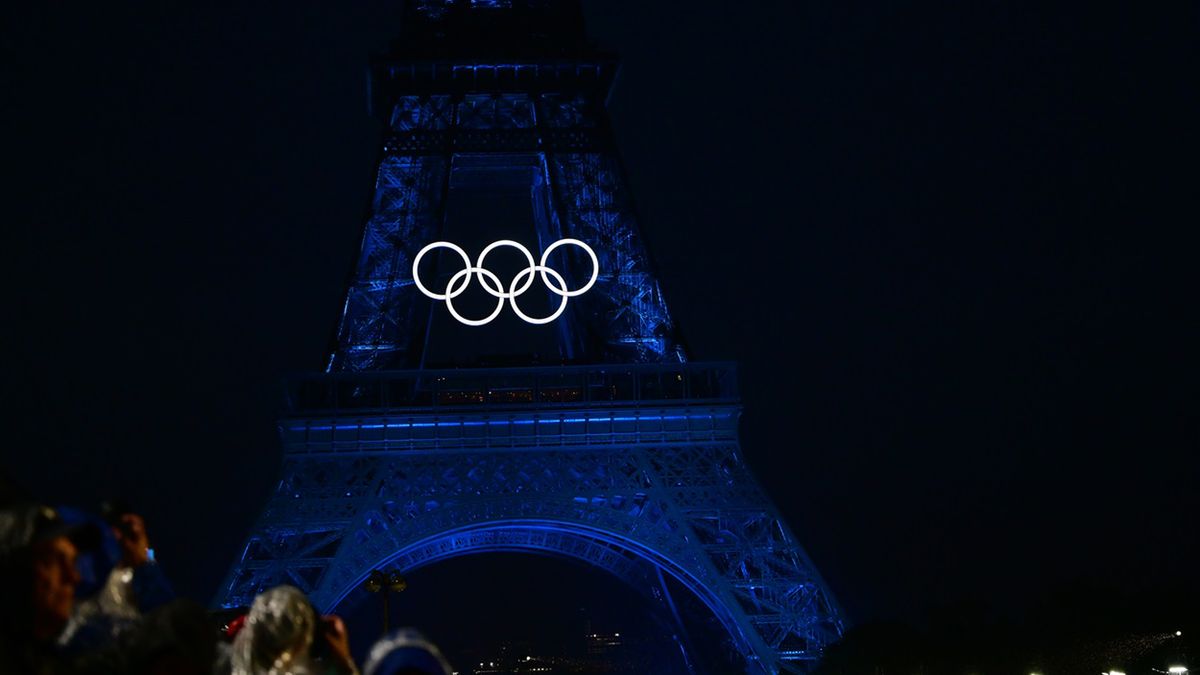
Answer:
[{"left": 2, "top": 0, "right": 1197, "bottom": 637}]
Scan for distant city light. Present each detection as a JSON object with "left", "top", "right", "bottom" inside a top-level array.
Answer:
[
  {"left": 1168, "top": 667, "right": 1188, "bottom": 674},
  {"left": 1177, "top": 630, "right": 1184, "bottom": 636}
]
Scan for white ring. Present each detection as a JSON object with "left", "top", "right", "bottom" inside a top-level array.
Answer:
[
  {"left": 444, "top": 267, "right": 505, "bottom": 326},
  {"left": 539, "top": 238, "right": 599, "bottom": 297},
  {"left": 474, "top": 239, "right": 536, "bottom": 298},
  {"left": 412, "top": 242, "right": 471, "bottom": 300},
  {"left": 412, "top": 238, "right": 599, "bottom": 326},
  {"left": 508, "top": 265, "right": 569, "bottom": 325}
]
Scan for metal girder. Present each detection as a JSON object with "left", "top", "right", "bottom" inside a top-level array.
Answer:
[
  {"left": 327, "top": 154, "right": 449, "bottom": 372},
  {"left": 217, "top": 366, "right": 844, "bottom": 673},
  {"left": 326, "top": 91, "right": 684, "bottom": 370}
]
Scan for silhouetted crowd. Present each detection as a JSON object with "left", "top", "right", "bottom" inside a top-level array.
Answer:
[{"left": 0, "top": 494, "right": 453, "bottom": 675}]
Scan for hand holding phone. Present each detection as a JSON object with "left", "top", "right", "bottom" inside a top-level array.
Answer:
[
  {"left": 314, "top": 615, "right": 358, "bottom": 675},
  {"left": 113, "top": 513, "right": 151, "bottom": 567}
]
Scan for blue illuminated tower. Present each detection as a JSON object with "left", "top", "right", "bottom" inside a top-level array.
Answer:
[{"left": 219, "top": 2, "right": 844, "bottom": 672}]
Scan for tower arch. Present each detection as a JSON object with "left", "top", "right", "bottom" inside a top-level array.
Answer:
[{"left": 324, "top": 519, "right": 760, "bottom": 667}]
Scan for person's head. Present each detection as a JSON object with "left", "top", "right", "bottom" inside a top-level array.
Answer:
[
  {"left": 363, "top": 629, "right": 453, "bottom": 675},
  {"left": 30, "top": 533, "right": 80, "bottom": 639},
  {"left": 0, "top": 504, "right": 99, "bottom": 641},
  {"left": 231, "top": 585, "right": 316, "bottom": 675},
  {"left": 126, "top": 600, "right": 218, "bottom": 675}
]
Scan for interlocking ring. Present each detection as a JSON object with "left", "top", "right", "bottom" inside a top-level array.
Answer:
[{"left": 412, "top": 238, "right": 599, "bottom": 326}]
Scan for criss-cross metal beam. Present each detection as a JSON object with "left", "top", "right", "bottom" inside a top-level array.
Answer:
[{"left": 224, "top": 2, "right": 844, "bottom": 671}]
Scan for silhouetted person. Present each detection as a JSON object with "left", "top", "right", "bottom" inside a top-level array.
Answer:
[
  {"left": 100, "top": 499, "right": 174, "bottom": 610},
  {"left": 58, "top": 500, "right": 174, "bottom": 651},
  {"left": 0, "top": 503, "right": 101, "bottom": 674},
  {"left": 231, "top": 585, "right": 358, "bottom": 675},
  {"left": 121, "top": 599, "right": 217, "bottom": 675},
  {"left": 362, "top": 630, "right": 453, "bottom": 675}
]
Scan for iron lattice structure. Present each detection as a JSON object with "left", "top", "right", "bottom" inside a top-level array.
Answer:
[{"left": 220, "top": 2, "right": 844, "bottom": 672}]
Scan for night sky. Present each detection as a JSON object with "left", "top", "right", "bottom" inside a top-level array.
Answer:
[{"left": 3, "top": 0, "right": 1197, "bottom": 649}]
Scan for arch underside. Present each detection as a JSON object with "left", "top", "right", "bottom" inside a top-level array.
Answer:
[
  {"left": 261, "top": 441, "right": 844, "bottom": 667},
  {"left": 325, "top": 520, "right": 736, "bottom": 658},
  {"left": 220, "top": 430, "right": 844, "bottom": 673}
]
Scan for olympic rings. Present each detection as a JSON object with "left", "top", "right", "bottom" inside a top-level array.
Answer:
[{"left": 412, "top": 238, "right": 599, "bottom": 326}]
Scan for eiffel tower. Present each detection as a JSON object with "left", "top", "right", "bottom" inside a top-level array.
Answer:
[{"left": 218, "top": 2, "right": 844, "bottom": 672}]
